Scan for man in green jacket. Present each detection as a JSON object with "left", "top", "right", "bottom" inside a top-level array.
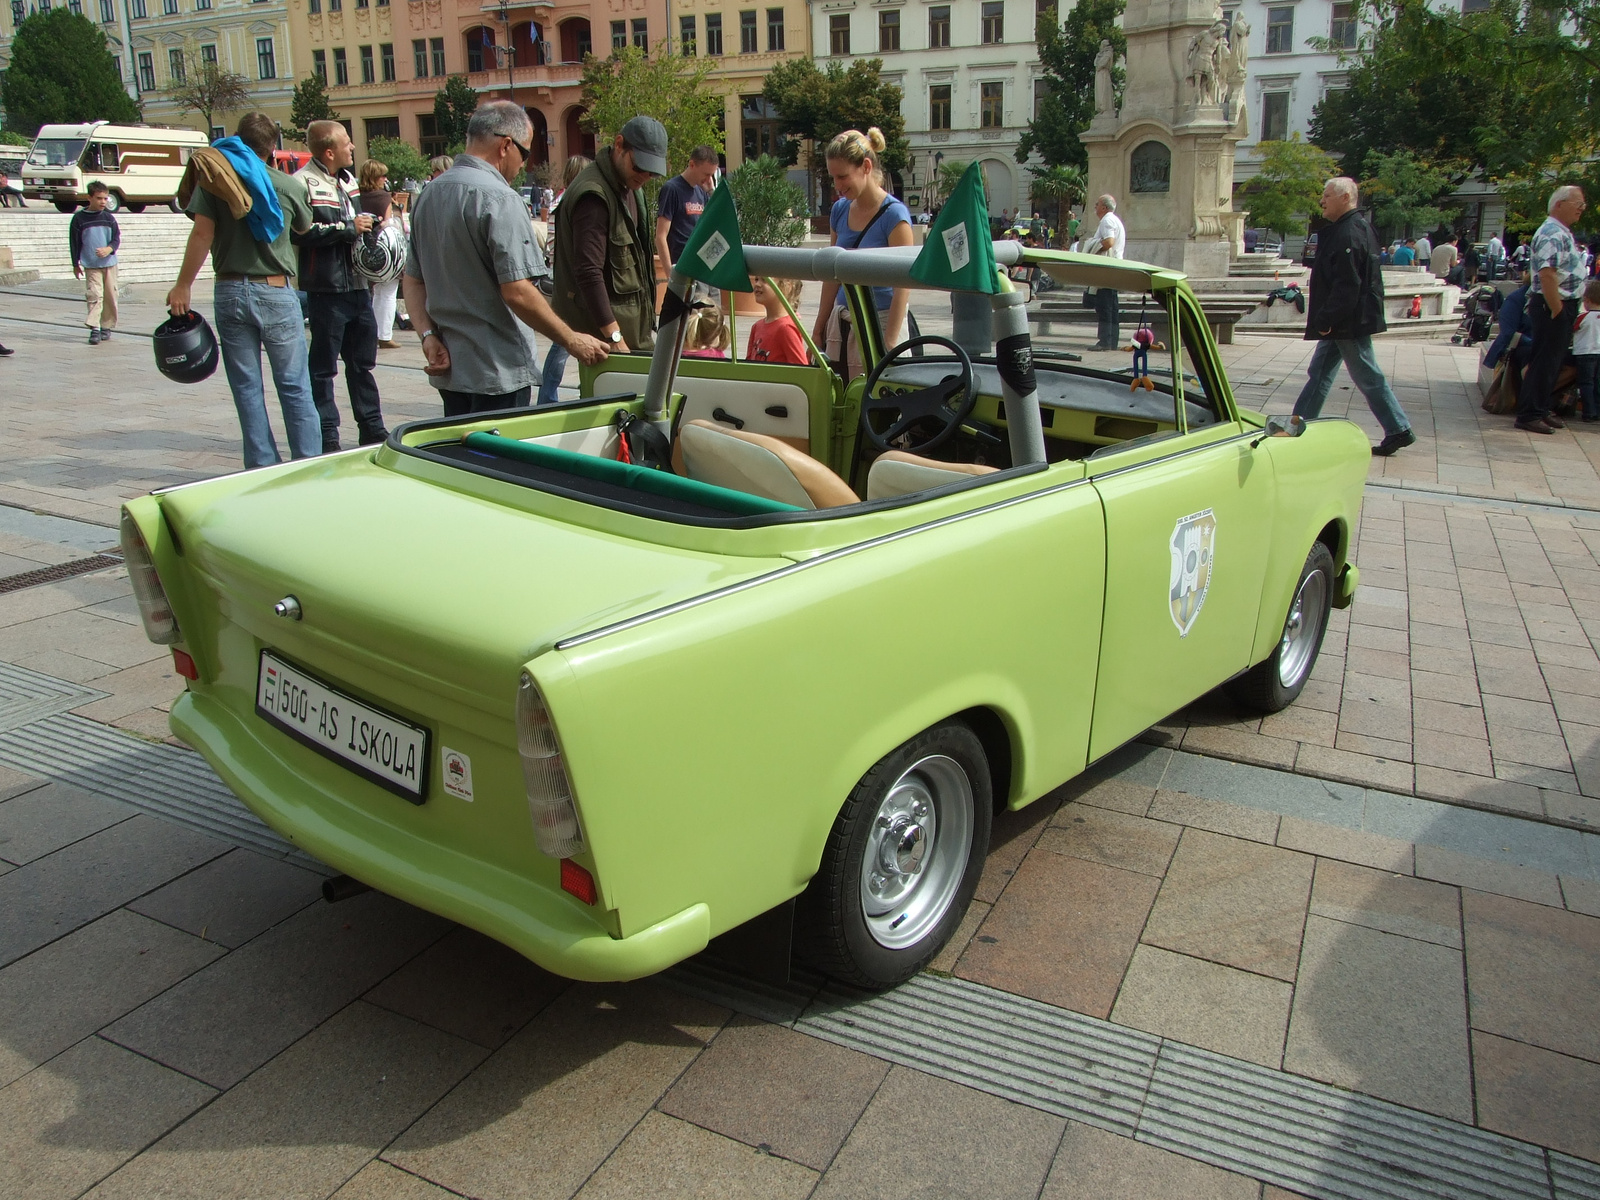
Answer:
[{"left": 551, "top": 116, "right": 667, "bottom": 354}]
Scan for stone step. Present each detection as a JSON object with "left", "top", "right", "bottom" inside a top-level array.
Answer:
[
  {"left": 0, "top": 267, "right": 40, "bottom": 286},
  {"left": 0, "top": 210, "right": 211, "bottom": 284}
]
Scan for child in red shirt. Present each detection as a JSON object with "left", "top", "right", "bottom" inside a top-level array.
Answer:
[{"left": 746, "top": 278, "right": 809, "bottom": 366}]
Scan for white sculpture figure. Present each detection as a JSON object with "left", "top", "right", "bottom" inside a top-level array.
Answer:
[
  {"left": 1094, "top": 40, "right": 1116, "bottom": 116},
  {"left": 1186, "top": 23, "right": 1224, "bottom": 106},
  {"left": 1224, "top": 16, "right": 1250, "bottom": 132}
]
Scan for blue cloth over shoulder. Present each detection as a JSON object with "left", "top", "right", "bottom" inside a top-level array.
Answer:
[{"left": 211, "top": 136, "right": 285, "bottom": 244}]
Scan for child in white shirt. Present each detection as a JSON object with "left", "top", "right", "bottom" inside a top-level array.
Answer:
[{"left": 1575, "top": 279, "right": 1600, "bottom": 421}]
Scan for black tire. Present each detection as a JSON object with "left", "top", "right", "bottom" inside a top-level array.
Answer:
[
  {"left": 54, "top": 201, "right": 78, "bottom": 213},
  {"left": 167, "top": 198, "right": 182, "bottom": 213},
  {"left": 797, "top": 720, "right": 992, "bottom": 989},
  {"left": 125, "top": 203, "right": 147, "bottom": 214},
  {"left": 1227, "top": 541, "right": 1335, "bottom": 714}
]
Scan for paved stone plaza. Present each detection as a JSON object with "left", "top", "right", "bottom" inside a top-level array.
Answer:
[{"left": 0, "top": 274, "right": 1598, "bottom": 1198}]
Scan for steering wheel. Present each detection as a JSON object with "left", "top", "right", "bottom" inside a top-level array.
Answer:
[{"left": 860, "top": 335, "right": 977, "bottom": 455}]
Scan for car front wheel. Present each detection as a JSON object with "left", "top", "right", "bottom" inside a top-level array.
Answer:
[
  {"left": 1227, "top": 541, "right": 1335, "bottom": 714},
  {"left": 797, "top": 720, "right": 992, "bottom": 989}
]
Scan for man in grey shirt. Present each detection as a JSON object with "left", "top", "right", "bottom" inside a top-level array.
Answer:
[{"left": 403, "top": 101, "right": 607, "bottom": 415}]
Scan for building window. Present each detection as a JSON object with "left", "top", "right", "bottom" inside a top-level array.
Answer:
[
  {"left": 679, "top": 14, "right": 696, "bottom": 52},
  {"left": 9, "top": 0, "right": 22, "bottom": 23},
  {"left": 1033, "top": 77, "right": 1049, "bottom": 119},
  {"left": 1328, "top": 2, "right": 1357, "bottom": 48},
  {"left": 413, "top": 39, "right": 427, "bottom": 76},
  {"left": 195, "top": 0, "right": 210, "bottom": 10},
  {"left": 310, "top": 0, "right": 320, "bottom": 13},
  {"left": 1461, "top": 0, "right": 1491, "bottom": 9},
  {"left": 112, "top": 54, "right": 123, "bottom": 78},
  {"left": 314, "top": 49, "right": 327, "bottom": 81},
  {"left": 740, "top": 9, "right": 757, "bottom": 53},
  {"left": 981, "top": 1, "right": 1003, "bottom": 43},
  {"left": 162, "top": 0, "right": 176, "bottom": 13},
  {"left": 366, "top": 117, "right": 400, "bottom": 143},
  {"left": 1265, "top": 6, "right": 1294, "bottom": 53},
  {"left": 168, "top": 47, "right": 185, "bottom": 82},
  {"left": 611, "top": 20, "right": 625, "bottom": 48},
  {"left": 201, "top": 43, "right": 217, "bottom": 65},
  {"left": 137, "top": 52, "right": 155, "bottom": 91},
  {"left": 929, "top": 83, "right": 951, "bottom": 130},
  {"left": 980, "top": 80, "right": 1003, "bottom": 127},
  {"left": 130, "top": 0, "right": 145, "bottom": 16},
  {"left": 929, "top": 5, "right": 949, "bottom": 47},
  {"left": 1036, "top": 0, "right": 1056, "bottom": 20},
  {"left": 329, "top": 0, "right": 340, "bottom": 12},
  {"left": 431, "top": 37, "right": 445, "bottom": 75},
  {"left": 381, "top": 42, "right": 394, "bottom": 80},
  {"left": 705, "top": 12, "right": 723, "bottom": 54},
  {"left": 210, "top": 125, "right": 224, "bottom": 140},
  {"left": 767, "top": 7, "right": 784, "bottom": 50},
  {"left": 632, "top": 17, "right": 647, "bottom": 48},
  {"left": 333, "top": 47, "right": 348, "bottom": 85},
  {"left": 360, "top": 44, "right": 374, "bottom": 83},
  {"left": 357, "top": 0, "right": 368, "bottom": 8},
  {"left": 829, "top": 12, "right": 849, "bottom": 54},
  {"left": 98, "top": 0, "right": 113, "bottom": 19},
  {"left": 879, "top": 9, "right": 899, "bottom": 51},
  {"left": 467, "top": 27, "right": 493, "bottom": 72},
  {"left": 1261, "top": 90, "right": 1289, "bottom": 140}
]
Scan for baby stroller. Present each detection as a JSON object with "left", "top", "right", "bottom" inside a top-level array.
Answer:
[{"left": 1452, "top": 285, "right": 1500, "bottom": 346}]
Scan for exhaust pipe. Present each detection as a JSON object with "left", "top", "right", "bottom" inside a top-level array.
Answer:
[{"left": 321, "top": 874, "right": 373, "bottom": 903}]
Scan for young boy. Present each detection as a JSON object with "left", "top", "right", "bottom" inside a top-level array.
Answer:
[
  {"left": 746, "top": 277, "right": 808, "bottom": 366},
  {"left": 70, "top": 181, "right": 120, "bottom": 345},
  {"left": 1574, "top": 278, "right": 1600, "bottom": 422}
]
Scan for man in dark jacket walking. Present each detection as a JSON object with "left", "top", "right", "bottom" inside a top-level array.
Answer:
[
  {"left": 294, "top": 120, "right": 384, "bottom": 452},
  {"left": 1291, "top": 176, "right": 1414, "bottom": 456}
]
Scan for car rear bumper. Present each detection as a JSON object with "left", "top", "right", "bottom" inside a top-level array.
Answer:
[{"left": 168, "top": 690, "right": 711, "bottom": 981}]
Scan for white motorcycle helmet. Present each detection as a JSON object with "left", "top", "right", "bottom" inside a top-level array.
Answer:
[{"left": 354, "top": 224, "right": 408, "bottom": 286}]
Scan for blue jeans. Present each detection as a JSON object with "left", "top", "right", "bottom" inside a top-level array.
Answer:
[
  {"left": 539, "top": 340, "right": 569, "bottom": 405},
  {"left": 1576, "top": 354, "right": 1600, "bottom": 420},
  {"left": 1291, "top": 336, "right": 1411, "bottom": 437},
  {"left": 213, "top": 279, "right": 321, "bottom": 470}
]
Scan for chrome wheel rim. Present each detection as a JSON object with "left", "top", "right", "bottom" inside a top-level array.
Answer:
[
  {"left": 859, "top": 754, "right": 973, "bottom": 950},
  {"left": 1278, "top": 569, "right": 1329, "bottom": 688}
]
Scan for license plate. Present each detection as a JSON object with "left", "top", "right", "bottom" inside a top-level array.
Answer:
[{"left": 256, "top": 650, "right": 429, "bottom": 803}]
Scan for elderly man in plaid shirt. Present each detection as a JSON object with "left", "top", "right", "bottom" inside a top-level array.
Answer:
[{"left": 1516, "top": 185, "right": 1589, "bottom": 435}]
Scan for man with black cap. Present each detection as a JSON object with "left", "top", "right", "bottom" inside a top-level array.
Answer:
[{"left": 551, "top": 115, "right": 667, "bottom": 353}]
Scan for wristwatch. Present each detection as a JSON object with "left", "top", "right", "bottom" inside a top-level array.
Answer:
[
  {"left": 607, "top": 329, "right": 624, "bottom": 345},
  {"left": 417, "top": 328, "right": 437, "bottom": 343}
]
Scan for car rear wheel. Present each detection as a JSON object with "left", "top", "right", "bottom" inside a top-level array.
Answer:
[
  {"left": 54, "top": 201, "right": 78, "bottom": 213},
  {"left": 125, "top": 203, "right": 146, "bottom": 214},
  {"left": 103, "top": 191, "right": 123, "bottom": 213},
  {"left": 797, "top": 720, "right": 992, "bottom": 989},
  {"left": 1227, "top": 541, "right": 1334, "bottom": 714}
]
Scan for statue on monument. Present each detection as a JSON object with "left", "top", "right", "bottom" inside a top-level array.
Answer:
[
  {"left": 1224, "top": 16, "right": 1250, "bottom": 130},
  {"left": 1186, "top": 22, "right": 1227, "bottom": 107},
  {"left": 1094, "top": 40, "right": 1117, "bottom": 116}
]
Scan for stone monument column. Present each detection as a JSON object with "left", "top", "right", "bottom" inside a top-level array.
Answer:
[{"left": 1081, "top": 0, "right": 1247, "bottom": 278}]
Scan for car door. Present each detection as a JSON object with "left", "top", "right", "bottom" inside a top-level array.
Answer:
[{"left": 1085, "top": 290, "right": 1276, "bottom": 760}]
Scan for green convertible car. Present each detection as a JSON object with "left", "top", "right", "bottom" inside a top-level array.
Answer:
[{"left": 121, "top": 244, "right": 1367, "bottom": 989}]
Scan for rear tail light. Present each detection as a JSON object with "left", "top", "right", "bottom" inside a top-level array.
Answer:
[
  {"left": 516, "top": 672, "right": 586, "bottom": 859},
  {"left": 119, "top": 509, "right": 180, "bottom": 645}
]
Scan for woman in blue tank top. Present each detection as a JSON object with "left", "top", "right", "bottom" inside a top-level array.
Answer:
[{"left": 811, "top": 127, "right": 912, "bottom": 378}]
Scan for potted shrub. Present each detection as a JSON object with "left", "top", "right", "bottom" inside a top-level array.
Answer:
[{"left": 726, "top": 155, "right": 809, "bottom": 314}]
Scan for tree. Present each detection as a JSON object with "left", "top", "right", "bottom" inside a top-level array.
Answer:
[
  {"left": 762, "top": 58, "right": 909, "bottom": 197},
  {"left": 1018, "top": 0, "right": 1126, "bottom": 170},
  {"left": 727, "top": 155, "right": 809, "bottom": 248},
  {"left": 1360, "top": 149, "right": 1458, "bottom": 238},
  {"left": 924, "top": 159, "right": 971, "bottom": 211},
  {"left": 166, "top": 42, "right": 252, "bottom": 138},
  {"left": 1027, "top": 164, "right": 1086, "bottom": 246},
  {"left": 288, "top": 75, "right": 339, "bottom": 146},
  {"left": 432, "top": 75, "right": 480, "bottom": 151},
  {"left": 1, "top": 10, "right": 138, "bottom": 136},
  {"left": 1237, "top": 136, "right": 1338, "bottom": 237},
  {"left": 366, "top": 136, "right": 431, "bottom": 187},
  {"left": 579, "top": 45, "right": 725, "bottom": 181}
]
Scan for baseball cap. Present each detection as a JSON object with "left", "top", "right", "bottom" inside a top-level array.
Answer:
[{"left": 619, "top": 115, "right": 668, "bottom": 177}]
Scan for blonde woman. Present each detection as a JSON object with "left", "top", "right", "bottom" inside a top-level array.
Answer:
[{"left": 811, "top": 128, "right": 913, "bottom": 378}]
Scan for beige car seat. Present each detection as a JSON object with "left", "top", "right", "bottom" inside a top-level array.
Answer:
[
  {"left": 866, "top": 451, "right": 999, "bottom": 501},
  {"left": 678, "top": 419, "right": 859, "bottom": 510}
]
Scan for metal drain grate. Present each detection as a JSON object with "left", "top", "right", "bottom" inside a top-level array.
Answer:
[
  {"left": 664, "top": 964, "right": 1576, "bottom": 1200},
  {"left": 0, "top": 553, "right": 123, "bottom": 595},
  {"left": 0, "top": 660, "right": 106, "bottom": 733},
  {"left": 0, "top": 712, "right": 316, "bottom": 865}
]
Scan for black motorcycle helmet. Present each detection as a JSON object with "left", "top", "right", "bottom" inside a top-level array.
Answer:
[{"left": 152, "top": 310, "right": 219, "bottom": 384}]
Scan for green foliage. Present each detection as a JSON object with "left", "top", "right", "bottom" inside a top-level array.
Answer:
[
  {"left": 167, "top": 43, "right": 252, "bottom": 136},
  {"left": 1360, "top": 149, "right": 1459, "bottom": 237},
  {"left": 365, "top": 136, "right": 430, "bottom": 187},
  {"left": 1026, "top": 163, "right": 1086, "bottom": 246},
  {"left": 0, "top": 131, "right": 32, "bottom": 146},
  {"left": 0, "top": 10, "right": 139, "bottom": 136},
  {"left": 727, "top": 155, "right": 808, "bottom": 248},
  {"left": 1019, "top": 0, "right": 1126, "bottom": 169},
  {"left": 761, "top": 57, "right": 910, "bottom": 189},
  {"left": 287, "top": 74, "right": 339, "bottom": 146},
  {"left": 1309, "top": 0, "right": 1599, "bottom": 232},
  {"left": 1237, "top": 136, "right": 1339, "bottom": 237},
  {"left": 432, "top": 76, "right": 480, "bottom": 150},
  {"left": 926, "top": 159, "right": 971, "bottom": 210}
]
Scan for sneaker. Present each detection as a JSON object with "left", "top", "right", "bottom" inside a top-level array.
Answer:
[
  {"left": 99, "top": 328, "right": 111, "bottom": 341},
  {"left": 1544, "top": 413, "right": 1566, "bottom": 429},
  {"left": 1372, "top": 429, "right": 1416, "bottom": 456},
  {"left": 0, "top": 343, "right": 13, "bottom": 357},
  {"left": 1515, "top": 418, "right": 1555, "bottom": 435},
  {"left": 87, "top": 329, "right": 101, "bottom": 345},
  {"left": 377, "top": 339, "right": 401, "bottom": 350}
]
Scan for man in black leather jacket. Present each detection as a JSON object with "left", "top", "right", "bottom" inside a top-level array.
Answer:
[
  {"left": 294, "top": 120, "right": 385, "bottom": 451},
  {"left": 1290, "top": 176, "right": 1415, "bottom": 456}
]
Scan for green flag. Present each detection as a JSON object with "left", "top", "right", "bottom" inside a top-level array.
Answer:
[
  {"left": 676, "top": 177, "right": 753, "bottom": 292},
  {"left": 909, "top": 163, "right": 1000, "bottom": 294}
]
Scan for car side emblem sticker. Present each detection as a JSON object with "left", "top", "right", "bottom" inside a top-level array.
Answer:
[
  {"left": 1169, "top": 509, "right": 1216, "bottom": 638},
  {"left": 441, "top": 747, "right": 474, "bottom": 802}
]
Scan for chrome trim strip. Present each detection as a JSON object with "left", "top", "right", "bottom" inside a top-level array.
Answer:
[
  {"left": 1087, "top": 429, "right": 1258, "bottom": 482},
  {"left": 554, "top": 475, "right": 1096, "bottom": 651}
]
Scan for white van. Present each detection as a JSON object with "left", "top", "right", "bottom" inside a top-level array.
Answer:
[{"left": 22, "top": 122, "right": 208, "bottom": 213}]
